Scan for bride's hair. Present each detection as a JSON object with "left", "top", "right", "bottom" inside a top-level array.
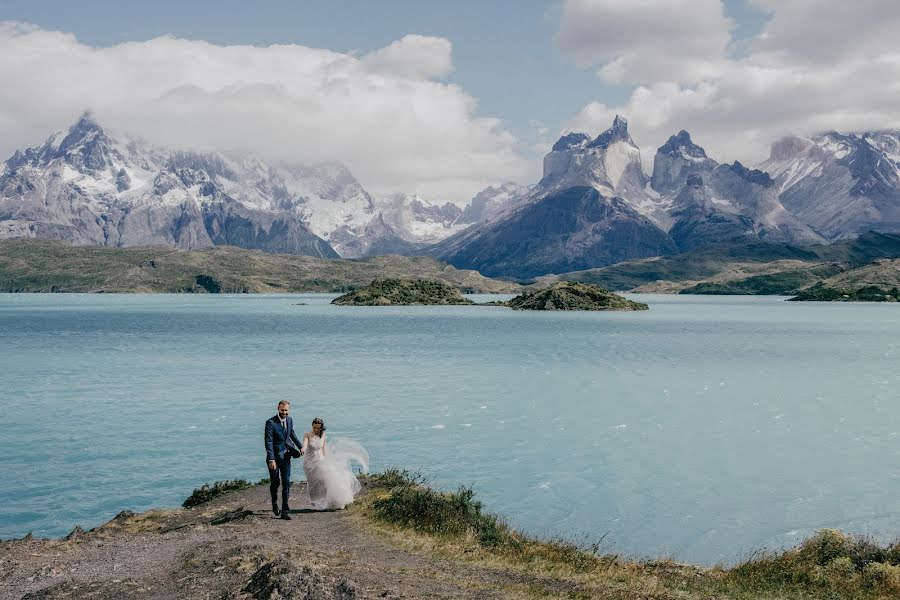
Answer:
[{"left": 312, "top": 417, "right": 326, "bottom": 436}]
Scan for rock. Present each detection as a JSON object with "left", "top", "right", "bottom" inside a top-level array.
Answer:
[{"left": 241, "top": 559, "right": 357, "bottom": 600}]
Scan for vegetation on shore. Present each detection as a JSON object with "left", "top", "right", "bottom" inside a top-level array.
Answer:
[
  {"left": 506, "top": 281, "right": 648, "bottom": 310},
  {"left": 182, "top": 478, "right": 262, "bottom": 508},
  {"left": 0, "top": 238, "right": 521, "bottom": 294},
  {"left": 331, "top": 278, "right": 475, "bottom": 305},
  {"left": 353, "top": 469, "right": 900, "bottom": 599}
]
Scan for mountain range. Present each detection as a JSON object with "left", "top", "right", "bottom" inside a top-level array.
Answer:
[{"left": 2, "top": 113, "right": 899, "bottom": 278}]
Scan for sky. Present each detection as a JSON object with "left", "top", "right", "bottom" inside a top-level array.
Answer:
[{"left": 0, "top": 0, "right": 898, "bottom": 204}]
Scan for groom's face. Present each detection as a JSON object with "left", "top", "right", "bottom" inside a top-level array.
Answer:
[{"left": 278, "top": 404, "right": 290, "bottom": 419}]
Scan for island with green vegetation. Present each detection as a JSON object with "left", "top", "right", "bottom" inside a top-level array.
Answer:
[
  {"left": 506, "top": 281, "right": 649, "bottom": 311},
  {"left": 331, "top": 278, "right": 475, "bottom": 305},
  {"left": 0, "top": 239, "right": 520, "bottom": 294},
  {"left": 4, "top": 471, "right": 899, "bottom": 599},
  {"left": 789, "top": 284, "right": 900, "bottom": 302}
]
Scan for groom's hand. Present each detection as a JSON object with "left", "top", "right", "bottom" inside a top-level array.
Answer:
[{"left": 268, "top": 460, "right": 276, "bottom": 471}]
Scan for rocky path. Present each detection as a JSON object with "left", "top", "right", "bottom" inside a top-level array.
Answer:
[{"left": 0, "top": 482, "right": 572, "bottom": 600}]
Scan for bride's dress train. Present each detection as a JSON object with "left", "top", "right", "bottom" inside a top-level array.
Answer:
[{"left": 303, "top": 434, "right": 369, "bottom": 510}]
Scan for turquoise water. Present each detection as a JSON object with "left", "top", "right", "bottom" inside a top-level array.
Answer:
[{"left": 1, "top": 293, "right": 899, "bottom": 565}]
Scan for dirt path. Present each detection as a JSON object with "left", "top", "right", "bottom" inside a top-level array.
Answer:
[{"left": 0, "top": 482, "right": 575, "bottom": 599}]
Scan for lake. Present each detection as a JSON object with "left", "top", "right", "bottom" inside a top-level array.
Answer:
[{"left": 1, "top": 293, "right": 898, "bottom": 565}]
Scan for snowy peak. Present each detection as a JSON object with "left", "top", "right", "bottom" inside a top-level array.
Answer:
[{"left": 588, "top": 115, "right": 632, "bottom": 149}]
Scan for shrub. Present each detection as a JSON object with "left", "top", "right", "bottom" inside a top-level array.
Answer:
[
  {"left": 182, "top": 479, "right": 255, "bottom": 508},
  {"left": 369, "top": 470, "right": 510, "bottom": 548}
]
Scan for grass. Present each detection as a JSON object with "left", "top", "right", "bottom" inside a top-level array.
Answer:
[{"left": 353, "top": 469, "right": 900, "bottom": 599}]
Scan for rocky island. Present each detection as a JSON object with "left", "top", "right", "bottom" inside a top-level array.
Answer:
[
  {"left": 331, "top": 278, "right": 475, "bottom": 306},
  {"left": 3, "top": 472, "right": 899, "bottom": 599},
  {"left": 506, "top": 281, "right": 649, "bottom": 311}
]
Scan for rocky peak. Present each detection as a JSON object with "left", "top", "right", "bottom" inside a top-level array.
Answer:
[
  {"left": 729, "top": 161, "right": 775, "bottom": 188},
  {"left": 658, "top": 130, "right": 707, "bottom": 159},
  {"left": 587, "top": 115, "right": 632, "bottom": 149},
  {"left": 651, "top": 130, "right": 717, "bottom": 194},
  {"left": 551, "top": 133, "right": 591, "bottom": 152},
  {"left": 53, "top": 112, "right": 122, "bottom": 174}
]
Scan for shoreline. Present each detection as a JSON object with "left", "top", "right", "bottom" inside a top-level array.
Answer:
[{"left": 2, "top": 474, "right": 898, "bottom": 599}]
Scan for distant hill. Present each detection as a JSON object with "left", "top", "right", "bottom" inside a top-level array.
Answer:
[
  {"left": 0, "top": 239, "right": 521, "bottom": 294},
  {"left": 551, "top": 232, "right": 900, "bottom": 295}
]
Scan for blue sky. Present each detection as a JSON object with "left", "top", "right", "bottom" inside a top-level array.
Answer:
[{"left": 0, "top": 1, "right": 896, "bottom": 202}]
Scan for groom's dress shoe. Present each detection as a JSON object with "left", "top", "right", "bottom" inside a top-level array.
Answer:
[{"left": 280, "top": 512, "right": 292, "bottom": 520}]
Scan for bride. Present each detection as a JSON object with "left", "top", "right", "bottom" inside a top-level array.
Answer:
[{"left": 301, "top": 417, "right": 369, "bottom": 510}]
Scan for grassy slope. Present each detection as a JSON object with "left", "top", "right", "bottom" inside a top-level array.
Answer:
[
  {"left": 0, "top": 239, "right": 521, "bottom": 294},
  {"left": 351, "top": 470, "right": 900, "bottom": 600}
]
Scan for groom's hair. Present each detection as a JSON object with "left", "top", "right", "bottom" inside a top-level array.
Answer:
[{"left": 278, "top": 400, "right": 290, "bottom": 407}]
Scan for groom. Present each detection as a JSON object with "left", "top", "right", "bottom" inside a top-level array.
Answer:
[{"left": 265, "top": 400, "right": 303, "bottom": 520}]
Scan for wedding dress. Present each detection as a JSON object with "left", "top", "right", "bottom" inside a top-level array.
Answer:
[{"left": 303, "top": 433, "right": 369, "bottom": 510}]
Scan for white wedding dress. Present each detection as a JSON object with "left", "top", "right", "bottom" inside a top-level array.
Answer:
[{"left": 303, "top": 433, "right": 369, "bottom": 510}]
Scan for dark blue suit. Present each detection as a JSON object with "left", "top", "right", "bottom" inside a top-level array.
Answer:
[{"left": 265, "top": 415, "right": 302, "bottom": 511}]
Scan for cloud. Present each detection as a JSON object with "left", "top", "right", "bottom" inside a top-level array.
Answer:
[
  {"left": 555, "top": 0, "right": 733, "bottom": 84},
  {"left": 0, "top": 23, "right": 528, "bottom": 203},
  {"left": 560, "top": 0, "right": 900, "bottom": 167},
  {"left": 362, "top": 34, "right": 453, "bottom": 78}
]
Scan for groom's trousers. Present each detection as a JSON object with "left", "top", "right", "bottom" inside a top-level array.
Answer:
[{"left": 269, "top": 454, "right": 292, "bottom": 510}]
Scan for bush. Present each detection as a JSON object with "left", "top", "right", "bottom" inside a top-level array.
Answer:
[
  {"left": 182, "top": 479, "right": 255, "bottom": 508},
  {"left": 369, "top": 469, "right": 510, "bottom": 548}
]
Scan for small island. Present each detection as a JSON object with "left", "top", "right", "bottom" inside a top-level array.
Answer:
[
  {"left": 331, "top": 278, "right": 475, "bottom": 306},
  {"left": 789, "top": 284, "right": 900, "bottom": 302},
  {"left": 506, "top": 281, "right": 649, "bottom": 311}
]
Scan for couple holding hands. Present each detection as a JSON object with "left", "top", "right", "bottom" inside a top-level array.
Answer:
[{"left": 264, "top": 400, "right": 369, "bottom": 520}]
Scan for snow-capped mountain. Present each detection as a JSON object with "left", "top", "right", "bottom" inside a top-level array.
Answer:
[
  {"left": 428, "top": 117, "right": 679, "bottom": 278},
  {"left": 758, "top": 130, "right": 900, "bottom": 239},
  {"left": 428, "top": 118, "right": 835, "bottom": 278},
  {"left": 0, "top": 113, "right": 538, "bottom": 258},
  {"left": 651, "top": 131, "right": 825, "bottom": 249},
  {"left": 458, "top": 182, "right": 532, "bottom": 224},
  {"left": 0, "top": 114, "right": 429, "bottom": 257},
  {"left": 376, "top": 193, "right": 467, "bottom": 245}
]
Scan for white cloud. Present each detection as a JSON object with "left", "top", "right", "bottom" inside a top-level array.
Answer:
[
  {"left": 555, "top": 0, "right": 733, "bottom": 84},
  {"left": 362, "top": 34, "right": 453, "bottom": 79},
  {"left": 561, "top": 0, "right": 900, "bottom": 167},
  {"left": 0, "top": 23, "right": 528, "bottom": 203}
]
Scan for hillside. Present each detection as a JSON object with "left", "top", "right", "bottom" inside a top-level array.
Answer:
[
  {"left": 552, "top": 232, "right": 900, "bottom": 294},
  {"left": 0, "top": 239, "right": 521, "bottom": 294}
]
